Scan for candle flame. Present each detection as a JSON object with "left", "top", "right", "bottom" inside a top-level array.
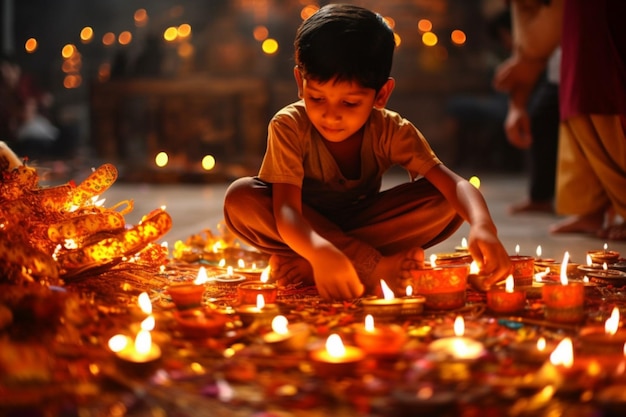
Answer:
[
  {"left": 586, "top": 254, "right": 593, "bottom": 266},
  {"left": 218, "top": 258, "right": 226, "bottom": 268},
  {"left": 537, "top": 337, "right": 546, "bottom": 352},
  {"left": 461, "top": 237, "right": 467, "bottom": 248},
  {"left": 137, "top": 292, "right": 152, "bottom": 314},
  {"left": 515, "top": 244, "right": 520, "bottom": 255},
  {"left": 429, "top": 254, "right": 437, "bottom": 267},
  {"left": 237, "top": 258, "right": 245, "bottom": 269},
  {"left": 505, "top": 274, "right": 514, "bottom": 293},
  {"left": 453, "top": 315, "right": 465, "bottom": 337},
  {"left": 364, "top": 314, "right": 375, "bottom": 332},
  {"left": 194, "top": 266, "right": 209, "bottom": 284},
  {"left": 212, "top": 241, "right": 223, "bottom": 253},
  {"left": 603, "top": 262, "right": 608, "bottom": 271},
  {"left": 256, "top": 294, "right": 265, "bottom": 309},
  {"left": 535, "top": 267, "right": 550, "bottom": 283},
  {"left": 108, "top": 334, "right": 128, "bottom": 352},
  {"left": 271, "top": 315, "right": 289, "bottom": 335},
  {"left": 141, "top": 315, "right": 155, "bottom": 331},
  {"left": 583, "top": 276, "right": 589, "bottom": 283},
  {"left": 380, "top": 280, "right": 395, "bottom": 300},
  {"left": 226, "top": 266, "right": 234, "bottom": 276},
  {"left": 260, "top": 266, "right": 271, "bottom": 283},
  {"left": 406, "top": 285, "right": 413, "bottom": 297},
  {"left": 604, "top": 243, "right": 609, "bottom": 251},
  {"left": 559, "top": 252, "right": 569, "bottom": 285},
  {"left": 469, "top": 260, "right": 479, "bottom": 274},
  {"left": 135, "top": 330, "right": 152, "bottom": 355},
  {"left": 606, "top": 307, "right": 620, "bottom": 336},
  {"left": 549, "top": 337, "right": 573, "bottom": 368},
  {"left": 325, "top": 334, "right": 346, "bottom": 358},
  {"left": 536, "top": 245, "right": 542, "bottom": 258}
]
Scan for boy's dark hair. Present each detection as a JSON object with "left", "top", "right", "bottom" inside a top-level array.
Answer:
[{"left": 294, "top": 4, "right": 395, "bottom": 92}]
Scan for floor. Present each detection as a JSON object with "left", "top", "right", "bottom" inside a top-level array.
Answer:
[{"left": 71, "top": 166, "right": 626, "bottom": 268}]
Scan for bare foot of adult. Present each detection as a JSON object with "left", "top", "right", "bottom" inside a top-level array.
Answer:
[
  {"left": 597, "top": 223, "right": 626, "bottom": 241},
  {"left": 508, "top": 200, "right": 553, "bottom": 214},
  {"left": 549, "top": 212, "right": 605, "bottom": 234},
  {"left": 269, "top": 254, "right": 314, "bottom": 287},
  {"left": 369, "top": 247, "right": 424, "bottom": 295}
]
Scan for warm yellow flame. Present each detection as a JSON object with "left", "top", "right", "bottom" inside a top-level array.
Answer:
[
  {"left": 226, "top": 266, "right": 234, "bottom": 277},
  {"left": 536, "top": 245, "right": 542, "bottom": 258},
  {"left": 194, "top": 266, "right": 209, "bottom": 284},
  {"left": 256, "top": 294, "right": 265, "bottom": 309},
  {"left": 135, "top": 330, "right": 152, "bottom": 355},
  {"left": 380, "top": 280, "right": 395, "bottom": 300},
  {"left": 469, "top": 260, "right": 479, "bottom": 274},
  {"left": 406, "top": 285, "right": 413, "bottom": 297},
  {"left": 586, "top": 254, "right": 593, "bottom": 266},
  {"left": 604, "top": 243, "right": 609, "bottom": 251},
  {"left": 605, "top": 307, "right": 620, "bottom": 336},
  {"left": 515, "top": 244, "right": 520, "bottom": 255},
  {"left": 550, "top": 338, "right": 573, "bottom": 368},
  {"left": 453, "top": 315, "right": 465, "bottom": 337},
  {"left": 218, "top": 258, "right": 226, "bottom": 268},
  {"left": 461, "top": 237, "right": 467, "bottom": 248},
  {"left": 271, "top": 315, "right": 289, "bottom": 335},
  {"left": 505, "top": 274, "right": 514, "bottom": 293},
  {"left": 430, "top": 253, "right": 437, "bottom": 267},
  {"left": 138, "top": 292, "right": 152, "bottom": 314},
  {"left": 559, "top": 252, "right": 569, "bottom": 285},
  {"left": 537, "top": 337, "right": 546, "bottom": 352},
  {"left": 237, "top": 259, "right": 245, "bottom": 269},
  {"left": 261, "top": 266, "right": 271, "bottom": 283},
  {"left": 141, "top": 315, "right": 155, "bottom": 331},
  {"left": 325, "top": 334, "right": 346, "bottom": 358},
  {"left": 365, "top": 314, "right": 375, "bottom": 332},
  {"left": 108, "top": 334, "right": 128, "bottom": 352},
  {"left": 212, "top": 241, "right": 223, "bottom": 253},
  {"left": 603, "top": 263, "right": 608, "bottom": 271}
]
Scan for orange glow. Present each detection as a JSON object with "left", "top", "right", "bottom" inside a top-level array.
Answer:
[
  {"left": 383, "top": 16, "right": 395, "bottom": 29},
  {"left": 201, "top": 155, "right": 216, "bottom": 171},
  {"left": 24, "top": 38, "right": 38, "bottom": 53},
  {"left": 134, "top": 9, "right": 148, "bottom": 27},
  {"left": 163, "top": 27, "right": 178, "bottom": 42},
  {"left": 301, "top": 5, "right": 319, "bottom": 20},
  {"left": 422, "top": 32, "right": 438, "bottom": 47},
  {"left": 61, "top": 44, "right": 76, "bottom": 59},
  {"left": 118, "top": 31, "right": 132, "bottom": 46},
  {"left": 178, "top": 42, "right": 194, "bottom": 58},
  {"left": 98, "top": 63, "right": 111, "bottom": 82},
  {"left": 80, "top": 27, "right": 93, "bottom": 43},
  {"left": 394, "top": 33, "right": 402, "bottom": 47},
  {"left": 418, "top": 19, "right": 433, "bottom": 32},
  {"left": 451, "top": 29, "right": 466, "bottom": 45},
  {"left": 262, "top": 38, "right": 279, "bottom": 55},
  {"left": 63, "top": 74, "right": 82, "bottom": 89},
  {"left": 253, "top": 25, "right": 269, "bottom": 41},
  {"left": 177, "top": 24, "right": 192, "bottom": 38},
  {"left": 102, "top": 32, "right": 116, "bottom": 46}
]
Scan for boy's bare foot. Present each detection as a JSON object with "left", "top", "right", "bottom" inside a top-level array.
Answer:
[
  {"left": 508, "top": 200, "right": 553, "bottom": 214},
  {"left": 269, "top": 254, "right": 314, "bottom": 287},
  {"left": 549, "top": 212, "right": 605, "bottom": 234},
  {"left": 369, "top": 247, "right": 424, "bottom": 295}
]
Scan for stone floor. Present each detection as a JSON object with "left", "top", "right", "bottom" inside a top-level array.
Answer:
[{"left": 78, "top": 166, "right": 626, "bottom": 267}]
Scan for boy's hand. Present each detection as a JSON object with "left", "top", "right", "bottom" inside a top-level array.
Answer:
[
  {"left": 310, "top": 245, "right": 364, "bottom": 300},
  {"left": 467, "top": 224, "right": 512, "bottom": 289}
]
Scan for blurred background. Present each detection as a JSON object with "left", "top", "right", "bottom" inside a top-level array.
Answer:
[{"left": 1, "top": 0, "right": 523, "bottom": 182}]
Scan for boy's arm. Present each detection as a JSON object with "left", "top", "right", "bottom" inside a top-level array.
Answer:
[
  {"left": 423, "top": 165, "right": 511, "bottom": 288},
  {"left": 272, "top": 182, "right": 364, "bottom": 300}
]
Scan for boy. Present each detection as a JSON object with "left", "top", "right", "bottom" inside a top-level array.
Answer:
[{"left": 224, "top": 4, "right": 511, "bottom": 300}]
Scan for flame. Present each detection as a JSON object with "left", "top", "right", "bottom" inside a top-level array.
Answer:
[
  {"left": 364, "top": 314, "right": 375, "bottom": 332},
  {"left": 429, "top": 254, "right": 437, "bottom": 267},
  {"left": 218, "top": 258, "right": 226, "bottom": 268},
  {"left": 226, "top": 266, "right": 234, "bottom": 276},
  {"left": 515, "top": 244, "right": 520, "bottom": 255},
  {"left": 535, "top": 267, "right": 550, "bottom": 283},
  {"left": 604, "top": 243, "right": 609, "bottom": 251},
  {"left": 271, "top": 315, "right": 289, "bottom": 335},
  {"left": 537, "top": 337, "right": 546, "bottom": 352},
  {"left": 260, "top": 266, "right": 271, "bottom": 283},
  {"left": 141, "top": 315, "right": 155, "bottom": 331},
  {"left": 135, "top": 330, "right": 152, "bottom": 355},
  {"left": 237, "top": 258, "right": 245, "bottom": 269},
  {"left": 603, "top": 263, "right": 608, "bottom": 271},
  {"left": 586, "top": 254, "right": 593, "bottom": 266},
  {"left": 108, "top": 334, "right": 128, "bottom": 352},
  {"left": 453, "top": 316, "right": 465, "bottom": 337},
  {"left": 536, "top": 245, "right": 542, "bottom": 258},
  {"left": 461, "top": 237, "right": 467, "bottom": 248},
  {"left": 194, "top": 266, "right": 209, "bottom": 284},
  {"left": 211, "top": 241, "right": 222, "bottom": 253},
  {"left": 406, "top": 285, "right": 413, "bottom": 297},
  {"left": 549, "top": 338, "right": 573, "bottom": 368},
  {"left": 256, "top": 294, "right": 265, "bottom": 309},
  {"left": 605, "top": 307, "right": 620, "bottom": 336},
  {"left": 559, "top": 252, "right": 569, "bottom": 285},
  {"left": 325, "top": 334, "right": 346, "bottom": 358},
  {"left": 469, "top": 261, "right": 479, "bottom": 274},
  {"left": 137, "top": 292, "right": 152, "bottom": 315},
  {"left": 380, "top": 280, "right": 395, "bottom": 300},
  {"left": 505, "top": 274, "right": 514, "bottom": 293}
]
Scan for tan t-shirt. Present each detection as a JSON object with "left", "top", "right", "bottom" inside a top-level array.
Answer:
[{"left": 259, "top": 100, "right": 441, "bottom": 212}]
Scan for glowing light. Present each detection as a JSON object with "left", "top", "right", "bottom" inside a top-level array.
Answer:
[
  {"left": 469, "top": 176, "right": 481, "bottom": 188},
  {"left": 138, "top": 292, "right": 152, "bottom": 315},
  {"left": 178, "top": 24, "right": 192, "bottom": 38},
  {"left": 256, "top": 294, "right": 265, "bottom": 309},
  {"left": 102, "top": 32, "right": 116, "bottom": 46},
  {"left": 262, "top": 38, "right": 279, "bottom": 55},
  {"left": 325, "top": 334, "right": 346, "bottom": 358},
  {"left": 470, "top": 260, "right": 479, "bottom": 274},
  {"left": 201, "top": 155, "right": 216, "bottom": 171},
  {"left": 550, "top": 337, "right": 573, "bottom": 368},
  {"left": 118, "top": 31, "right": 132, "bottom": 45},
  {"left": 301, "top": 5, "right": 319, "bottom": 20},
  {"left": 417, "top": 19, "right": 433, "bottom": 32},
  {"left": 135, "top": 330, "right": 152, "bottom": 355},
  {"left": 80, "top": 27, "right": 93, "bottom": 43},
  {"left": 108, "top": 334, "right": 128, "bottom": 352},
  {"left": 453, "top": 316, "right": 465, "bottom": 337},
  {"left": 515, "top": 244, "right": 520, "bottom": 255},
  {"left": 537, "top": 337, "right": 546, "bottom": 351},
  {"left": 134, "top": 9, "right": 148, "bottom": 27},
  {"left": 606, "top": 307, "right": 620, "bottom": 335},
  {"left": 178, "top": 42, "right": 194, "bottom": 58},
  {"left": 383, "top": 16, "right": 395, "bottom": 29},
  {"left": 63, "top": 74, "right": 82, "bottom": 89},
  {"left": 364, "top": 314, "right": 375, "bottom": 332},
  {"left": 25, "top": 38, "right": 38, "bottom": 53},
  {"left": 536, "top": 245, "right": 543, "bottom": 258},
  {"left": 261, "top": 266, "right": 271, "bottom": 283},
  {"left": 272, "top": 315, "right": 289, "bottom": 335},
  {"left": 422, "top": 32, "right": 438, "bottom": 46},
  {"left": 505, "top": 274, "right": 514, "bottom": 293},
  {"left": 164, "top": 27, "right": 178, "bottom": 42},
  {"left": 380, "top": 280, "right": 395, "bottom": 300},
  {"left": 559, "top": 252, "right": 570, "bottom": 285},
  {"left": 451, "top": 29, "right": 466, "bottom": 45},
  {"left": 141, "top": 315, "right": 155, "bottom": 331},
  {"left": 194, "top": 266, "right": 209, "bottom": 285},
  {"left": 253, "top": 25, "right": 269, "bottom": 41},
  {"left": 406, "top": 285, "right": 413, "bottom": 296},
  {"left": 155, "top": 152, "right": 169, "bottom": 167},
  {"left": 394, "top": 33, "right": 402, "bottom": 47},
  {"left": 430, "top": 253, "right": 437, "bottom": 267},
  {"left": 61, "top": 44, "right": 76, "bottom": 59}
]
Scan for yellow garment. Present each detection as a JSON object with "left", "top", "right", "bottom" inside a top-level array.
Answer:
[{"left": 556, "top": 114, "right": 626, "bottom": 218}]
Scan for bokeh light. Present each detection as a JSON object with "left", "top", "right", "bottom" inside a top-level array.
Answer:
[
  {"left": 134, "top": 8, "right": 148, "bottom": 27},
  {"left": 164, "top": 27, "right": 178, "bottom": 42},
  {"left": 102, "top": 32, "right": 116, "bottom": 46},
  {"left": 262, "top": 38, "right": 279, "bottom": 55},
  {"left": 201, "top": 155, "right": 216, "bottom": 171},
  {"left": 469, "top": 176, "right": 481, "bottom": 189},
  {"left": 253, "top": 25, "right": 269, "bottom": 41},
  {"left": 118, "top": 31, "right": 132, "bottom": 45},
  {"left": 80, "top": 27, "right": 93, "bottom": 43},
  {"left": 24, "top": 38, "right": 37, "bottom": 53},
  {"left": 451, "top": 30, "right": 467, "bottom": 45},
  {"left": 422, "top": 32, "right": 438, "bottom": 47},
  {"left": 177, "top": 24, "right": 192, "bottom": 38},
  {"left": 155, "top": 152, "right": 169, "bottom": 167},
  {"left": 61, "top": 44, "right": 76, "bottom": 58},
  {"left": 417, "top": 19, "right": 432, "bottom": 32},
  {"left": 301, "top": 5, "right": 319, "bottom": 20}
]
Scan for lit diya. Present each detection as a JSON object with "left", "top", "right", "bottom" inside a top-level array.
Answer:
[
  {"left": 361, "top": 279, "right": 403, "bottom": 321},
  {"left": 401, "top": 285, "right": 425, "bottom": 317},
  {"left": 353, "top": 314, "right": 407, "bottom": 358},
  {"left": 412, "top": 254, "right": 469, "bottom": 310},
  {"left": 237, "top": 266, "right": 277, "bottom": 305},
  {"left": 262, "top": 315, "right": 310, "bottom": 353},
  {"left": 508, "top": 336, "right": 558, "bottom": 364},
  {"left": 309, "top": 333, "right": 365, "bottom": 378},
  {"left": 487, "top": 274, "right": 526, "bottom": 314},
  {"left": 509, "top": 244, "right": 534, "bottom": 287},
  {"left": 173, "top": 308, "right": 229, "bottom": 338},
  {"left": 108, "top": 330, "right": 161, "bottom": 375},
  {"left": 235, "top": 294, "right": 279, "bottom": 327},
  {"left": 542, "top": 252, "right": 585, "bottom": 324},
  {"left": 579, "top": 306, "right": 626, "bottom": 355},
  {"left": 166, "top": 266, "right": 210, "bottom": 309},
  {"left": 587, "top": 243, "right": 620, "bottom": 265}
]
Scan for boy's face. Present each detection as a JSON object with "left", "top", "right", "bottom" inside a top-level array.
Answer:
[{"left": 295, "top": 69, "right": 392, "bottom": 143}]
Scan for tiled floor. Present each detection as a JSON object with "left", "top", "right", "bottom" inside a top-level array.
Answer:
[{"left": 91, "top": 168, "right": 626, "bottom": 267}]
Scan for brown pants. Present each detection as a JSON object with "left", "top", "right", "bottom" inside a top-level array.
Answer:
[
  {"left": 223, "top": 176, "right": 463, "bottom": 285},
  {"left": 557, "top": 114, "right": 626, "bottom": 219}
]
